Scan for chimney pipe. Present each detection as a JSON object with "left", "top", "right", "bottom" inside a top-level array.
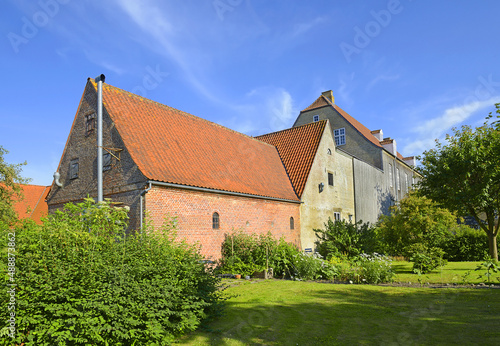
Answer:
[{"left": 95, "top": 74, "right": 105, "bottom": 203}]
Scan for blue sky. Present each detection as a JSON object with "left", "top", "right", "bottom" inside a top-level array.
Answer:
[{"left": 2, "top": 0, "right": 500, "bottom": 185}]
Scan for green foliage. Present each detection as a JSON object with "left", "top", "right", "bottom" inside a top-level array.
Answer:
[
  {"left": 329, "top": 254, "right": 394, "bottom": 284},
  {"left": 475, "top": 258, "right": 500, "bottom": 285},
  {"left": 417, "top": 107, "right": 500, "bottom": 260},
  {"left": 441, "top": 226, "right": 489, "bottom": 261},
  {"left": 289, "top": 253, "right": 338, "bottom": 281},
  {"left": 221, "top": 257, "right": 265, "bottom": 277},
  {"left": 0, "top": 145, "right": 29, "bottom": 227},
  {"left": 409, "top": 243, "right": 447, "bottom": 274},
  {"left": 219, "top": 231, "right": 301, "bottom": 279},
  {"left": 0, "top": 198, "right": 222, "bottom": 345},
  {"left": 314, "top": 219, "right": 373, "bottom": 259},
  {"left": 376, "top": 192, "right": 458, "bottom": 257}
]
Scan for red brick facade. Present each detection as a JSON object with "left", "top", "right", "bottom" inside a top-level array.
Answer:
[{"left": 145, "top": 185, "right": 301, "bottom": 260}]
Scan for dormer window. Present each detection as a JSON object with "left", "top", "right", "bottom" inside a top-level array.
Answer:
[
  {"left": 313, "top": 115, "right": 319, "bottom": 122},
  {"left": 85, "top": 113, "right": 96, "bottom": 136},
  {"left": 334, "top": 128, "right": 346, "bottom": 146}
]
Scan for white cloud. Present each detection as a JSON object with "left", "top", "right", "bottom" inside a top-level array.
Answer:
[
  {"left": 405, "top": 96, "right": 500, "bottom": 154},
  {"left": 113, "top": 0, "right": 220, "bottom": 103},
  {"left": 220, "top": 87, "right": 297, "bottom": 136}
]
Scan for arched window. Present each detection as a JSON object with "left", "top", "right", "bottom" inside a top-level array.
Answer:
[
  {"left": 290, "top": 217, "right": 294, "bottom": 230},
  {"left": 212, "top": 212, "right": 220, "bottom": 229}
]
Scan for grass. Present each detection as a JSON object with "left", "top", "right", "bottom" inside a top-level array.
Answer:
[
  {"left": 178, "top": 262, "right": 500, "bottom": 345},
  {"left": 393, "top": 260, "right": 500, "bottom": 285}
]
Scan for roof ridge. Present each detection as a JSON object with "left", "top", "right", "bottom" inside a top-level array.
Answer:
[
  {"left": 86, "top": 78, "right": 299, "bottom": 201},
  {"left": 256, "top": 119, "right": 327, "bottom": 138},
  {"left": 89, "top": 78, "right": 272, "bottom": 147}
]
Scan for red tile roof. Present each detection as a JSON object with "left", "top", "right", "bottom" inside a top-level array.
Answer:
[
  {"left": 301, "top": 95, "right": 412, "bottom": 158},
  {"left": 256, "top": 121, "right": 327, "bottom": 198},
  {"left": 89, "top": 80, "right": 299, "bottom": 202},
  {"left": 13, "top": 184, "right": 49, "bottom": 224}
]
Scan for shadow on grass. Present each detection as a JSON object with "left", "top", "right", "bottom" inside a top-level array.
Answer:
[{"left": 180, "top": 281, "right": 500, "bottom": 345}]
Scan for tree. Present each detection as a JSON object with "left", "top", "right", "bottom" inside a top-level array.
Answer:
[
  {"left": 417, "top": 104, "right": 500, "bottom": 261},
  {"left": 377, "top": 192, "right": 458, "bottom": 257},
  {"left": 0, "top": 145, "right": 29, "bottom": 226},
  {"left": 314, "top": 218, "right": 372, "bottom": 258}
]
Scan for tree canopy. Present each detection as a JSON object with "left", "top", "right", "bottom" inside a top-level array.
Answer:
[
  {"left": 417, "top": 104, "right": 500, "bottom": 260},
  {"left": 0, "top": 145, "right": 28, "bottom": 226},
  {"left": 377, "top": 191, "right": 459, "bottom": 257}
]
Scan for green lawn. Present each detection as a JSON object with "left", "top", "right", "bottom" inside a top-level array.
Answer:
[
  {"left": 179, "top": 262, "right": 500, "bottom": 345},
  {"left": 393, "top": 261, "right": 500, "bottom": 285}
]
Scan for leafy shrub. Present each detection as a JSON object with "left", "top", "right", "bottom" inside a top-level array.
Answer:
[
  {"left": 314, "top": 219, "right": 373, "bottom": 259},
  {"left": 222, "top": 256, "right": 265, "bottom": 277},
  {"left": 441, "top": 226, "right": 489, "bottom": 261},
  {"left": 376, "top": 192, "right": 458, "bottom": 257},
  {"left": 409, "top": 243, "right": 447, "bottom": 274},
  {"left": 329, "top": 254, "right": 394, "bottom": 284},
  {"left": 219, "top": 231, "right": 301, "bottom": 279},
  {"left": 289, "top": 253, "right": 338, "bottom": 281},
  {"left": 0, "top": 198, "right": 222, "bottom": 345}
]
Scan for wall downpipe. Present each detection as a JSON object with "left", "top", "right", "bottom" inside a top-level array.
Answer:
[
  {"left": 95, "top": 74, "right": 105, "bottom": 203},
  {"left": 140, "top": 182, "right": 152, "bottom": 231},
  {"left": 53, "top": 171, "right": 63, "bottom": 187}
]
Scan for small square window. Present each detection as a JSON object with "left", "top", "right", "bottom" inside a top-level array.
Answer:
[
  {"left": 334, "top": 128, "right": 346, "bottom": 146},
  {"left": 70, "top": 159, "right": 79, "bottom": 179},
  {"left": 85, "top": 113, "right": 96, "bottom": 136},
  {"left": 328, "top": 172, "right": 334, "bottom": 186},
  {"left": 313, "top": 115, "right": 319, "bottom": 122},
  {"left": 103, "top": 152, "right": 111, "bottom": 172}
]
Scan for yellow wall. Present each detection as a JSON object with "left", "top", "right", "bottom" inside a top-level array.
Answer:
[{"left": 299, "top": 124, "right": 356, "bottom": 250}]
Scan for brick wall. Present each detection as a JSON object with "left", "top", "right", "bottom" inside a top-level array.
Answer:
[
  {"left": 47, "top": 79, "right": 147, "bottom": 229},
  {"left": 144, "top": 185, "right": 301, "bottom": 260}
]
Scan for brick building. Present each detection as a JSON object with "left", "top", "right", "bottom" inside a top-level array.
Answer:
[
  {"left": 47, "top": 79, "right": 419, "bottom": 258},
  {"left": 46, "top": 79, "right": 301, "bottom": 260}
]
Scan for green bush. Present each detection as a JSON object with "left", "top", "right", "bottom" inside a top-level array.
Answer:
[
  {"left": 409, "top": 243, "right": 447, "bottom": 274},
  {"left": 329, "top": 254, "right": 394, "bottom": 284},
  {"left": 1, "top": 198, "right": 222, "bottom": 345},
  {"left": 289, "top": 253, "right": 338, "bottom": 281},
  {"left": 441, "top": 226, "right": 489, "bottom": 261},
  {"left": 219, "top": 231, "right": 301, "bottom": 279},
  {"left": 376, "top": 192, "right": 458, "bottom": 257},
  {"left": 314, "top": 219, "right": 373, "bottom": 259}
]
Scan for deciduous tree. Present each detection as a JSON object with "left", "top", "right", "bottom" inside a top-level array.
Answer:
[
  {"left": 0, "top": 145, "right": 29, "bottom": 226},
  {"left": 417, "top": 105, "right": 500, "bottom": 261}
]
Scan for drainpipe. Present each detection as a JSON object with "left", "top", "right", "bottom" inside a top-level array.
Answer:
[
  {"left": 140, "top": 182, "right": 152, "bottom": 231},
  {"left": 53, "top": 171, "right": 63, "bottom": 187},
  {"left": 95, "top": 74, "right": 105, "bottom": 203}
]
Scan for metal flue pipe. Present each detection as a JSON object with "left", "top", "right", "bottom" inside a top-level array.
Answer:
[{"left": 95, "top": 74, "right": 105, "bottom": 203}]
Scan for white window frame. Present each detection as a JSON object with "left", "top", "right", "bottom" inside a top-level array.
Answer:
[
  {"left": 334, "top": 212, "right": 341, "bottom": 221},
  {"left": 334, "top": 128, "right": 346, "bottom": 146},
  {"left": 388, "top": 164, "right": 393, "bottom": 187},
  {"left": 313, "top": 115, "right": 319, "bottom": 122},
  {"left": 396, "top": 168, "right": 400, "bottom": 191}
]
